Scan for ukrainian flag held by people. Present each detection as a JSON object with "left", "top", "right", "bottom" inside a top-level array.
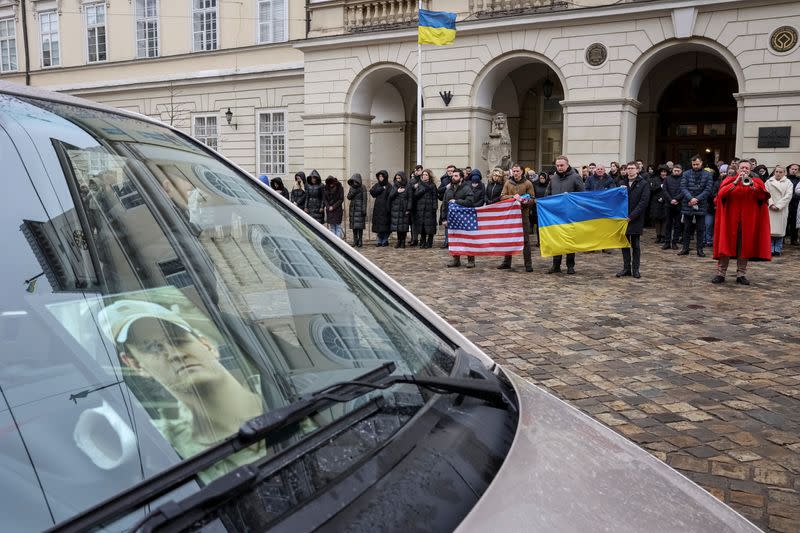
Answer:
[
  {"left": 537, "top": 188, "right": 630, "bottom": 256},
  {"left": 418, "top": 9, "right": 457, "bottom": 45}
]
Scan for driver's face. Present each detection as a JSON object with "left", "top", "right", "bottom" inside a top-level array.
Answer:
[{"left": 124, "top": 319, "right": 224, "bottom": 395}]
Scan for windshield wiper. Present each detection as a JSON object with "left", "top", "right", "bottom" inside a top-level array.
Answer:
[
  {"left": 50, "top": 361, "right": 512, "bottom": 533},
  {"left": 48, "top": 362, "right": 396, "bottom": 533},
  {"left": 129, "top": 368, "right": 513, "bottom": 532}
]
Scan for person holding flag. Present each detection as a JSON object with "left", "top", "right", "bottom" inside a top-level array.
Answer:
[
  {"left": 616, "top": 162, "right": 651, "bottom": 279},
  {"left": 498, "top": 164, "right": 535, "bottom": 272}
]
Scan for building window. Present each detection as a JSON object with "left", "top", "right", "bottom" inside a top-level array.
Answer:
[
  {"left": 193, "top": 115, "right": 218, "bottom": 151},
  {"left": 259, "top": 234, "right": 339, "bottom": 280},
  {"left": 258, "top": 111, "right": 286, "bottom": 176},
  {"left": 39, "top": 11, "right": 60, "bottom": 67},
  {"left": 314, "top": 320, "right": 396, "bottom": 363},
  {"left": 158, "top": 258, "right": 193, "bottom": 288},
  {"left": 86, "top": 3, "right": 107, "bottom": 63},
  {"left": 135, "top": 0, "right": 159, "bottom": 58},
  {"left": 111, "top": 178, "right": 145, "bottom": 210},
  {"left": 0, "top": 18, "right": 17, "bottom": 73},
  {"left": 192, "top": 0, "right": 218, "bottom": 52},
  {"left": 257, "top": 0, "right": 286, "bottom": 44}
]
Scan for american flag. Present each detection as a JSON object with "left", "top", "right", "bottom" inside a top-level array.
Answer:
[{"left": 447, "top": 198, "right": 524, "bottom": 256}]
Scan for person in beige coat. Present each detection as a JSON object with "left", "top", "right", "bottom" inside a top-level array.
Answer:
[{"left": 765, "top": 165, "right": 794, "bottom": 256}]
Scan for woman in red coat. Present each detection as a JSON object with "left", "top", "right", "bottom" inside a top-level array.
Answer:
[{"left": 712, "top": 160, "right": 771, "bottom": 285}]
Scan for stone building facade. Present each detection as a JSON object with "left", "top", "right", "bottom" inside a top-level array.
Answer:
[{"left": 1, "top": 0, "right": 799, "bottom": 181}]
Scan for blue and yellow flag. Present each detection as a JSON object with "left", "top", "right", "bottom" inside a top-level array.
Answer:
[
  {"left": 537, "top": 188, "right": 630, "bottom": 257},
  {"left": 418, "top": 9, "right": 456, "bottom": 45}
]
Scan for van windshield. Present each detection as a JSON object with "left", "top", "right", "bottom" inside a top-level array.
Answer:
[{"left": 0, "top": 95, "right": 455, "bottom": 530}]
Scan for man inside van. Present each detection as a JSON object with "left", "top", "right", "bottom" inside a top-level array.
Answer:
[{"left": 98, "top": 299, "right": 265, "bottom": 472}]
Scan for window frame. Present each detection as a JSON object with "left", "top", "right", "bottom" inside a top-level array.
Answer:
[
  {"left": 134, "top": 0, "right": 160, "bottom": 59},
  {"left": 255, "top": 109, "right": 287, "bottom": 178},
  {"left": 191, "top": 0, "right": 219, "bottom": 53},
  {"left": 256, "top": 0, "right": 288, "bottom": 45},
  {"left": 84, "top": 2, "right": 108, "bottom": 64},
  {"left": 0, "top": 17, "right": 18, "bottom": 73},
  {"left": 39, "top": 10, "right": 60, "bottom": 68},
  {"left": 192, "top": 114, "right": 219, "bottom": 152}
]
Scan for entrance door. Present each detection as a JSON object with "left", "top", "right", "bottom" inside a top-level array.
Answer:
[{"left": 654, "top": 69, "right": 737, "bottom": 167}]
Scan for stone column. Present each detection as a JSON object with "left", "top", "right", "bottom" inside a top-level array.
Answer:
[{"left": 562, "top": 98, "right": 641, "bottom": 166}]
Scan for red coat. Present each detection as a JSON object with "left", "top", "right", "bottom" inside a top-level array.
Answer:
[{"left": 713, "top": 176, "right": 772, "bottom": 261}]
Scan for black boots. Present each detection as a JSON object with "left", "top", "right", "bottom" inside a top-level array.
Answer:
[{"left": 352, "top": 230, "right": 363, "bottom": 248}]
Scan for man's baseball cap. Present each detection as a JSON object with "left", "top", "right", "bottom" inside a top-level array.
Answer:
[{"left": 98, "top": 300, "right": 193, "bottom": 344}]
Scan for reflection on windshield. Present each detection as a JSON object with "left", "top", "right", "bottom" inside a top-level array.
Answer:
[{"left": 0, "top": 95, "right": 455, "bottom": 528}]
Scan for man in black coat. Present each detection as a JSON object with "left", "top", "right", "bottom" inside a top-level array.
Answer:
[
  {"left": 442, "top": 169, "right": 476, "bottom": 268},
  {"left": 408, "top": 165, "right": 423, "bottom": 247},
  {"left": 617, "top": 162, "right": 651, "bottom": 279},
  {"left": 437, "top": 164, "right": 456, "bottom": 248},
  {"left": 661, "top": 164, "right": 683, "bottom": 249},
  {"left": 546, "top": 156, "right": 584, "bottom": 274}
]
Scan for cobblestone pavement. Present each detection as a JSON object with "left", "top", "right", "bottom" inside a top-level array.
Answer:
[{"left": 356, "top": 233, "right": 800, "bottom": 533}]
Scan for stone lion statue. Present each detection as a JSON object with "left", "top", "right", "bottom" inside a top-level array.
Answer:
[{"left": 481, "top": 113, "right": 512, "bottom": 171}]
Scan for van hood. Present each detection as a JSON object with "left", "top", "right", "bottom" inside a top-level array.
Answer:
[{"left": 456, "top": 370, "right": 759, "bottom": 533}]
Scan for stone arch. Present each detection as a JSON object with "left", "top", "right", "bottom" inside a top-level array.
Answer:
[
  {"left": 471, "top": 50, "right": 569, "bottom": 110},
  {"left": 622, "top": 38, "right": 745, "bottom": 163},
  {"left": 346, "top": 61, "right": 418, "bottom": 117},
  {"left": 344, "top": 62, "right": 419, "bottom": 180},
  {"left": 623, "top": 37, "right": 745, "bottom": 101},
  {"left": 469, "top": 51, "right": 568, "bottom": 172}
]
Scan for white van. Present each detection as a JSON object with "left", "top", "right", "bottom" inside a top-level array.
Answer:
[{"left": 0, "top": 83, "right": 758, "bottom": 533}]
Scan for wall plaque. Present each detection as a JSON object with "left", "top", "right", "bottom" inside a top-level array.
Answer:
[
  {"left": 770, "top": 26, "right": 798, "bottom": 53},
  {"left": 758, "top": 127, "right": 791, "bottom": 148},
  {"left": 585, "top": 43, "right": 607, "bottom": 67}
]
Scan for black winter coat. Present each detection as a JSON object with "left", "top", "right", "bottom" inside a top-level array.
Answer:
[
  {"left": 323, "top": 177, "right": 344, "bottom": 226},
  {"left": 347, "top": 173, "right": 368, "bottom": 230},
  {"left": 485, "top": 180, "right": 505, "bottom": 205},
  {"left": 624, "top": 175, "right": 651, "bottom": 235},
  {"left": 389, "top": 173, "right": 411, "bottom": 232},
  {"left": 413, "top": 180, "right": 438, "bottom": 235},
  {"left": 305, "top": 170, "right": 325, "bottom": 223},
  {"left": 647, "top": 174, "right": 666, "bottom": 221},
  {"left": 470, "top": 181, "right": 486, "bottom": 207},
  {"left": 662, "top": 174, "right": 683, "bottom": 207},
  {"left": 546, "top": 166, "right": 584, "bottom": 195},
  {"left": 291, "top": 187, "right": 306, "bottom": 209},
  {"left": 370, "top": 172, "right": 391, "bottom": 234},
  {"left": 440, "top": 181, "right": 474, "bottom": 223}
]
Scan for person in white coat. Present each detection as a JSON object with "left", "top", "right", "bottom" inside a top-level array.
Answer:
[{"left": 765, "top": 165, "right": 794, "bottom": 256}]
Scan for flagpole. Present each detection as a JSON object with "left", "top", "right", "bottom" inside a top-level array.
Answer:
[{"left": 416, "top": 0, "right": 423, "bottom": 166}]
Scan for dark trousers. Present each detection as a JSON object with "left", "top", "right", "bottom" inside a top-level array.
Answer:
[
  {"left": 377, "top": 231, "right": 390, "bottom": 245},
  {"left": 410, "top": 213, "right": 419, "bottom": 243},
  {"left": 621, "top": 234, "right": 641, "bottom": 272},
  {"left": 502, "top": 211, "right": 533, "bottom": 267},
  {"left": 553, "top": 254, "right": 575, "bottom": 269},
  {"left": 665, "top": 206, "right": 682, "bottom": 244},
  {"left": 682, "top": 213, "right": 706, "bottom": 251}
]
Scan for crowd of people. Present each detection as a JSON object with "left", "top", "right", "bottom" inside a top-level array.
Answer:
[{"left": 271, "top": 156, "right": 800, "bottom": 284}]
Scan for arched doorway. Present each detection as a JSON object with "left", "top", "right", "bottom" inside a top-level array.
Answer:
[
  {"left": 472, "top": 54, "right": 566, "bottom": 174},
  {"left": 347, "top": 64, "right": 417, "bottom": 178},
  {"left": 631, "top": 46, "right": 740, "bottom": 167}
]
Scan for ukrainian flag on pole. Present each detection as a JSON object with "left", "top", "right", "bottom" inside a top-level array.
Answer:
[
  {"left": 536, "top": 188, "right": 630, "bottom": 256},
  {"left": 418, "top": 9, "right": 457, "bottom": 45}
]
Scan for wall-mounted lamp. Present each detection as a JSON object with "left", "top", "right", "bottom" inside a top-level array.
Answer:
[
  {"left": 542, "top": 76, "right": 554, "bottom": 100},
  {"left": 224, "top": 107, "right": 238, "bottom": 130},
  {"left": 439, "top": 90, "right": 453, "bottom": 107}
]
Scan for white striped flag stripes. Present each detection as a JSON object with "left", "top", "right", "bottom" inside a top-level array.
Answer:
[{"left": 447, "top": 198, "right": 524, "bottom": 256}]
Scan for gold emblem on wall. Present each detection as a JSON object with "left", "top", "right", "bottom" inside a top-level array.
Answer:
[{"left": 770, "top": 26, "right": 798, "bottom": 53}]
